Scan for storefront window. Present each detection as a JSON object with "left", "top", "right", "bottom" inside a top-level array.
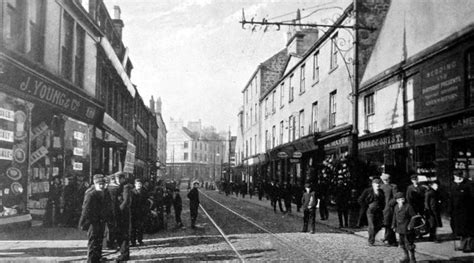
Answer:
[
  {"left": 0, "top": 92, "right": 31, "bottom": 217},
  {"left": 452, "top": 139, "right": 474, "bottom": 181},
  {"left": 415, "top": 144, "right": 436, "bottom": 178}
]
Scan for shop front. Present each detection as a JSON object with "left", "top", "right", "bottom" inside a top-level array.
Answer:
[
  {"left": 0, "top": 55, "right": 103, "bottom": 227},
  {"left": 358, "top": 128, "right": 410, "bottom": 188}
]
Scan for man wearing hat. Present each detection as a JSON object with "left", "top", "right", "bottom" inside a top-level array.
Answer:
[
  {"left": 392, "top": 192, "right": 417, "bottom": 263},
  {"left": 113, "top": 172, "right": 133, "bottom": 261},
  {"left": 79, "top": 174, "right": 113, "bottom": 262},
  {"left": 187, "top": 181, "right": 200, "bottom": 228},
  {"left": 380, "top": 173, "right": 398, "bottom": 246},
  {"left": 406, "top": 174, "right": 424, "bottom": 215},
  {"left": 131, "top": 178, "right": 148, "bottom": 247},
  {"left": 449, "top": 171, "right": 474, "bottom": 252},
  {"left": 358, "top": 178, "right": 385, "bottom": 246}
]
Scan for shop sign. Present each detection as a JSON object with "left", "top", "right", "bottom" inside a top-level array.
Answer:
[
  {"left": 0, "top": 148, "right": 13, "bottom": 160},
  {"left": 123, "top": 142, "right": 136, "bottom": 173},
  {"left": 74, "top": 131, "right": 84, "bottom": 141},
  {"left": 415, "top": 55, "right": 464, "bottom": 119},
  {"left": 292, "top": 151, "right": 303, "bottom": 158},
  {"left": 414, "top": 115, "right": 474, "bottom": 137},
  {"left": 73, "top": 147, "right": 84, "bottom": 156},
  {"left": 31, "top": 122, "right": 48, "bottom": 140},
  {"left": 0, "top": 129, "right": 14, "bottom": 142},
  {"left": 0, "top": 59, "right": 103, "bottom": 124},
  {"left": 325, "top": 137, "right": 349, "bottom": 149},
  {"left": 359, "top": 133, "right": 405, "bottom": 150},
  {"left": 73, "top": 162, "right": 83, "bottom": 171},
  {"left": 0, "top": 108, "right": 14, "bottom": 122},
  {"left": 277, "top": 152, "right": 288, "bottom": 158},
  {"left": 289, "top": 158, "right": 300, "bottom": 163},
  {"left": 30, "top": 146, "right": 48, "bottom": 165}
]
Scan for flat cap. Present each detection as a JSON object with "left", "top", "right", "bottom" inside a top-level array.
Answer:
[
  {"left": 394, "top": 192, "right": 405, "bottom": 200},
  {"left": 93, "top": 174, "right": 105, "bottom": 184}
]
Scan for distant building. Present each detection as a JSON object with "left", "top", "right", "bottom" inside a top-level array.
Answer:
[
  {"left": 150, "top": 96, "right": 167, "bottom": 178},
  {"left": 166, "top": 119, "right": 225, "bottom": 184}
]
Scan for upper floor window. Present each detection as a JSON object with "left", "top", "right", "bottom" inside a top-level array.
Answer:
[
  {"left": 184, "top": 152, "right": 189, "bottom": 161},
  {"left": 250, "top": 137, "right": 253, "bottom": 155},
  {"left": 279, "top": 121, "right": 284, "bottom": 145},
  {"left": 313, "top": 51, "right": 319, "bottom": 82},
  {"left": 184, "top": 141, "right": 188, "bottom": 148},
  {"left": 330, "top": 33, "right": 338, "bottom": 70},
  {"left": 272, "top": 125, "right": 276, "bottom": 148},
  {"left": 254, "top": 134, "right": 257, "bottom": 153},
  {"left": 364, "top": 93, "right": 375, "bottom": 131},
  {"left": 62, "top": 12, "right": 74, "bottom": 81},
  {"left": 300, "top": 64, "right": 306, "bottom": 93},
  {"left": 272, "top": 90, "right": 276, "bottom": 113},
  {"left": 254, "top": 103, "right": 257, "bottom": 122},
  {"left": 75, "top": 25, "right": 85, "bottom": 88},
  {"left": 289, "top": 74, "right": 294, "bottom": 102},
  {"left": 27, "top": 0, "right": 45, "bottom": 63},
  {"left": 299, "top": 110, "right": 305, "bottom": 138},
  {"left": 311, "top": 101, "right": 318, "bottom": 133},
  {"left": 288, "top": 115, "right": 296, "bottom": 142},
  {"left": 265, "top": 98, "right": 269, "bottom": 117},
  {"left": 329, "top": 91, "right": 337, "bottom": 128},
  {"left": 280, "top": 82, "right": 285, "bottom": 107},
  {"left": 250, "top": 107, "right": 253, "bottom": 124},
  {"left": 4, "top": 0, "right": 24, "bottom": 52},
  {"left": 265, "top": 130, "right": 269, "bottom": 150}
]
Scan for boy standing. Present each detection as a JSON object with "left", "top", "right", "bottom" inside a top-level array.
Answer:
[
  {"left": 301, "top": 183, "right": 317, "bottom": 233},
  {"left": 392, "top": 192, "right": 417, "bottom": 263}
]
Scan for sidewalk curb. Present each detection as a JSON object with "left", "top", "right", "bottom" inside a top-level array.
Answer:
[{"left": 218, "top": 192, "right": 453, "bottom": 261}]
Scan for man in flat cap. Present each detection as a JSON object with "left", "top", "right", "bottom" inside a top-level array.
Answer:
[
  {"left": 187, "top": 181, "right": 200, "bottom": 229},
  {"left": 79, "top": 174, "right": 113, "bottom": 262},
  {"left": 380, "top": 173, "right": 398, "bottom": 246},
  {"left": 358, "top": 178, "right": 385, "bottom": 246}
]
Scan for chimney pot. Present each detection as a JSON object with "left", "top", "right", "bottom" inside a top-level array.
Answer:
[{"left": 114, "top": 5, "right": 121, "bottom": 20}]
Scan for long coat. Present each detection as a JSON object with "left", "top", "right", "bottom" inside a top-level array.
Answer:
[
  {"left": 79, "top": 189, "right": 113, "bottom": 230},
  {"left": 392, "top": 203, "right": 416, "bottom": 234},
  {"left": 425, "top": 188, "right": 442, "bottom": 228},
  {"left": 449, "top": 179, "right": 474, "bottom": 236},
  {"left": 187, "top": 188, "right": 199, "bottom": 209},
  {"left": 380, "top": 183, "right": 398, "bottom": 226},
  {"left": 117, "top": 184, "right": 133, "bottom": 230}
]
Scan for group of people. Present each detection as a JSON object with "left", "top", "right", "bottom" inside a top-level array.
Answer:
[{"left": 78, "top": 173, "right": 202, "bottom": 262}]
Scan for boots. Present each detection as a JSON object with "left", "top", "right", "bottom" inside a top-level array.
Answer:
[
  {"left": 409, "top": 249, "right": 416, "bottom": 263},
  {"left": 400, "top": 248, "right": 409, "bottom": 263}
]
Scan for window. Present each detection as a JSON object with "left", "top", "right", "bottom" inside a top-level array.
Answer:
[
  {"left": 62, "top": 12, "right": 74, "bottom": 80},
  {"left": 330, "top": 33, "right": 338, "bottom": 70},
  {"left": 245, "top": 140, "right": 248, "bottom": 157},
  {"left": 265, "top": 98, "right": 269, "bottom": 117},
  {"left": 289, "top": 75, "right": 294, "bottom": 102},
  {"left": 279, "top": 121, "right": 284, "bottom": 145},
  {"left": 75, "top": 25, "right": 85, "bottom": 88},
  {"left": 300, "top": 64, "right": 306, "bottom": 93},
  {"left": 329, "top": 91, "right": 337, "bottom": 128},
  {"left": 299, "top": 110, "right": 305, "bottom": 138},
  {"left": 26, "top": 0, "right": 45, "bottom": 62},
  {"left": 280, "top": 82, "right": 285, "bottom": 107},
  {"left": 288, "top": 115, "right": 296, "bottom": 142},
  {"left": 311, "top": 102, "right": 318, "bottom": 133},
  {"left": 254, "top": 135, "right": 257, "bottom": 153},
  {"left": 364, "top": 93, "right": 375, "bottom": 131},
  {"left": 250, "top": 137, "right": 253, "bottom": 155},
  {"left": 254, "top": 103, "right": 257, "bottom": 122},
  {"left": 245, "top": 112, "right": 248, "bottom": 128},
  {"left": 406, "top": 76, "right": 415, "bottom": 122},
  {"left": 184, "top": 153, "right": 189, "bottom": 160},
  {"left": 272, "top": 90, "right": 276, "bottom": 113},
  {"left": 313, "top": 52, "right": 319, "bottom": 82},
  {"left": 265, "top": 130, "right": 268, "bottom": 150},
  {"left": 194, "top": 153, "right": 197, "bottom": 160},
  {"left": 245, "top": 90, "right": 248, "bottom": 104},
  {"left": 200, "top": 142, "right": 202, "bottom": 150},
  {"left": 468, "top": 51, "right": 474, "bottom": 105},
  {"left": 272, "top": 125, "right": 276, "bottom": 148},
  {"left": 250, "top": 107, "right": 253, "bottom": 124},
  {"left": 4, "top": 0, "right": 24, "bottom": 52},
  {"left": 184, "top": 142, "right": 188, "bottom": 148}
]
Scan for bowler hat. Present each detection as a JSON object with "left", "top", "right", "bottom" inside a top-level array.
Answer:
[{"left": 93, "top": 174, "right": 105, "bottom": 184}]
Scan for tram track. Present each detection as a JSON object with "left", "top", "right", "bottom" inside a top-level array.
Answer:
[{"left": 199, "top": 190, "right": 317, "bottom": 261}]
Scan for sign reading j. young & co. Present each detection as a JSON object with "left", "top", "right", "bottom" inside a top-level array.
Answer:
[
  {"left": 0, "top": 58, "right": 103, "bottom": 124},
  {"left": 415, "top": 54, "right": 464, "bottom": 119}
]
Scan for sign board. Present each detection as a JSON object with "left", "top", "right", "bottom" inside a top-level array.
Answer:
[
  {"left": 277, "top": 152, "right": 288, "bottom": 158},
  {"left": 31, "top": 146, "right": 48, "bottom": 165},
  {"left": 292, "top": 151, "right": 303, "bottom": 158},
  {"left": 0, "top": 148, "right": 13, "bottom": 160},
  {"left": 415, "top": 55, "right": 464, "bottom": 119},
  {"left": 123, "top": 142, "right": 136, "bottom": 173},
  {"left": 290, "top": 158, "right": 300, "bottom": 163}
]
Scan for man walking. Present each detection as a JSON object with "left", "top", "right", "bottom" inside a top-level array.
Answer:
[
  {"left": 114, "top": 172, "right": 133, "bottom": 261},
  {"left": 131, "top": 179, "right": 147, "bottom": 247},
  {"left": 301, "top": 183, "right": 317, "bottom": 233},
  {"left": 187, "top": 181, "right": 200, "bottom": 229},
  {"left": 79, "top": 174, "right": 112, "bottom": 263},
  {"left": 380, "top": 173, "right": 398, "bottom": 246},
  {"left": 359, "top": 178, "right": 385, "bottom": 246}
]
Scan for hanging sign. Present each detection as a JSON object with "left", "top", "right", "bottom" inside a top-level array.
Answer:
[
  {"left": 30, "top": 146, "right": 48, "bottom": 165},
  {"left": 0, "top": 148, "right": 13, "bottom": 160},
  {"left": 73, "top": 162, "right": 83, "bottom": 171},
  {"left": 123, "top": 142, "right": 136, "bottom": 173},
  {"left": 74, "top": 131, "right": 84, "bottom": 141},
  {"left": 73, "top": 147, "right": 84, "bottom": 156},
  {"left": 292, "top": 151, "right": 303, "bottom": 158},
  {"left": 277, "top": 152, "right": 288, "bottom": 158}
]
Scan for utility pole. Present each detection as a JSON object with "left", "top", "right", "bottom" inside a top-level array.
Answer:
[{"left": 228, "top": 127, "right": 231, "bottom": 182}]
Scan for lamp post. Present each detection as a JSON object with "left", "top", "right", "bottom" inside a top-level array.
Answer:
[{"left": 214, "top": 153, "right": 220, "bottom": 185}]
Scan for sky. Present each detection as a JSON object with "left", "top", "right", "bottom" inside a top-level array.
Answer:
[{"left": 104, "top": 0, "right": 345, "bottom": 134}]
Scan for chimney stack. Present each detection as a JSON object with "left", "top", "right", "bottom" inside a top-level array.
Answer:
[
  {"left": 112, "top": 5, "right": 124, "bottom": 40},
  {"left": 150, "top": 96, "right": 155, "bottom": 113}
]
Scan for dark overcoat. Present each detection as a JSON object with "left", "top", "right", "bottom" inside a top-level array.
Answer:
[
  {"left": 425, "top": 188, "right": 442, "bottom": 228},
  {"left": 449, "top": 179, "right": 474, "bottom": 236},
  {"left": 392, "top": 202, "right": 416, "bottom": 234}
]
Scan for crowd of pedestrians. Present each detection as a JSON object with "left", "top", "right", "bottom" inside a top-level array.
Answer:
[{"left": 219, "top": 169, "right": 474, "bottom": 263}]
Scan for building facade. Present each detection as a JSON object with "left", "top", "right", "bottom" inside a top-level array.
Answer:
[
  {"left": 0, "top": 0, "right": 158, "bottom": 227},
  {"left": 166, "top": 119, "right": 225, "bottom": 185},
  {"left": 150, "top": 96, "right": 167, "bottom": 179},
  {"left": 357, "top": 0, "right": 474, "bottom": 192}
]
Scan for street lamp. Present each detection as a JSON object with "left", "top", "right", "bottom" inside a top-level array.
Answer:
[{"left": 214, "top": 153, "right": 220, "bottom": 184}]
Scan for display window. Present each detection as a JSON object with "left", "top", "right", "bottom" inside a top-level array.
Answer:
[
  {"left": 452, "top": 139, "right": 474, "bottom": 181},
  {"left": 0, "top": 92, "right": 31, "bottom": 217}
]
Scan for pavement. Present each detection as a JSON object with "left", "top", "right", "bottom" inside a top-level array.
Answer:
[{"left": 218, "top": 190, "right": 474, "bottom": 262}]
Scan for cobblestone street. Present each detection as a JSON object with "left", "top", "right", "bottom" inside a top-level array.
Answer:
[{"left": 0, "top": 189, "right": 446, "bottom": 262}]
